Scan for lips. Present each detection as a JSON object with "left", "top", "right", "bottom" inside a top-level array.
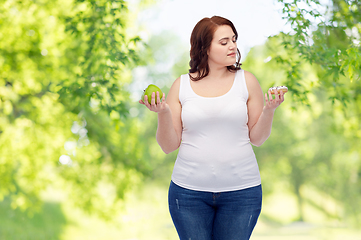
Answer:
[{"left": 227, "top": 52, "right": 236, "bottom": 57}]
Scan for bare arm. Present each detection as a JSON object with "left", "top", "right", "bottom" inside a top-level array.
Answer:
[
  {"left": 245, "top": 71, "right": 285, "bottom": 147},
  {"left": 139, "top": 78, "right": 182, "bottom": 154}
]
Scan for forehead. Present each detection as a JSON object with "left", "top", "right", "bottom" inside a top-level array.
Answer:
[{"left": 213, "top": 25, "right": 235, "bottom": 40}]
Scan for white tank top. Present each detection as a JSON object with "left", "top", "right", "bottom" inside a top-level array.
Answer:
[{"left": 171, "top": 70, "right": 261, "bottom": 192}]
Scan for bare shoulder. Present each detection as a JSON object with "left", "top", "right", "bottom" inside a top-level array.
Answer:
[
  {"left": 172, "top": 76, "right": 181, "bottom": 88},
  {"left": 167, "top": 76, "right": 181, "bottom": 102},
  {"left": 244, "top": 70, "right": 259, "bottom": 86},
  {"left": 243, "top": 70, "right": 262, "bottom": 99}
]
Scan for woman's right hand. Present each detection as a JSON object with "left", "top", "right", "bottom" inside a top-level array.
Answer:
[
  {"left": 140, "top": 77, "right": 182, "bottom": 154},
  {"left": 139, "top": 91, "right": 169, "bottom": 114}
]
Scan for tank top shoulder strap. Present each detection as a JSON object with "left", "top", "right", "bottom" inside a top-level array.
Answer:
[
  {"left": 234, "top": 69, "right": 249, "bottom": 101},
  {"left": 179, "top": 73, "right": 192, "bottom": 104}
]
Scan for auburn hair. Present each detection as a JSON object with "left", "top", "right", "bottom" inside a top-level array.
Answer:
[{"left": 189, "top": 16, "right": 242, "bottom": 81}]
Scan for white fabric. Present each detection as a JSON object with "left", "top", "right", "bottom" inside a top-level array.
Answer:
[{"left": 171, "top": 70, "right": 261, "bottom": 192}]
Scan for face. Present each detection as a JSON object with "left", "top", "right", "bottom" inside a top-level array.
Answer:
[{"left": 207, "top": 25, "right": 237, "bottom": 68}]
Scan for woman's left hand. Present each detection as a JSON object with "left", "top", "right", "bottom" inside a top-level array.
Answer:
[{"left": 264, "top": 89, "right": 285, "bottom": 111}]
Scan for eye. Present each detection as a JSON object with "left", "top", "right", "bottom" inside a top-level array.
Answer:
[{"left": 221, "top": 42, "right": 227, "bottom": 46}]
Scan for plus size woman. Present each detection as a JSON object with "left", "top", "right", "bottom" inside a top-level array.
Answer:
[{"left": 139, "top": 16, "right": 285, "bottom": 240}]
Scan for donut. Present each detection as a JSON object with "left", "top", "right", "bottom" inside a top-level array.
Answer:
[{"left": 268, "top": 86, "right": 288, "bottom": 94}]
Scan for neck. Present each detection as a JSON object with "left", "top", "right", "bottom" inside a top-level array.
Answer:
[{"left": 207, "top": 64, "right": 230, "bottom": 80}]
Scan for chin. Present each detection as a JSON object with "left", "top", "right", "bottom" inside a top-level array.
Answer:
[{"left": 227, "top": 61, "right": 237, "bottom": 67}]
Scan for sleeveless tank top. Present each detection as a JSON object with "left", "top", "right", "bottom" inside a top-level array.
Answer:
[{"left": 171, "top": 70, "right": 261, "bottom": 192}]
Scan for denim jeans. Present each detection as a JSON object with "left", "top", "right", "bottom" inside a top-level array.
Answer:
[{"left": 168, "top": 181, "right": 262, "bottom": 240}]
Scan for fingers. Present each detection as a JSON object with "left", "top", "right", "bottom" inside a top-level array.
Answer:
[
  {"left": 138, "top": 96, "right": 147, "bottom": 105},
  {"left": 150, "top": 92, "right": 156, "bottom": 105},
  {"left": 265, "top": 92, "right": 269, "bottom": 104},
  {"left": 264, "top": 89, "right": 285, "bottom": 110},
  {"left": 139, "top": 91, "right": 166, "bottom": 113},
  {"left": 156, "top": 91, "right": 161, "bottom": 105},
  {"left": 142, "top": 92, "right": 156, "bottom": 107},
  {"left": 275, "top": 90, "right": 285, "bottom": 103},
  {"left": 269, "top": 89, "right": 285, "bottom": 102},
  {"left": 280, "top": 90, "right": 285, "bottom": 102},
  {"left": 149, "top": 91, "right": 164, "bottom": 105},
  {"left": 268, "top": 90, "right": 273, "bottom": 102}
]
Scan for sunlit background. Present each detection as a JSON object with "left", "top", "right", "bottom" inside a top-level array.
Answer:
[
  {"left": 1, "top": 0, "right": 361, "bottom": 239},
  {"left": 131, "top": 0, "right": 290, "bottom": 98}
]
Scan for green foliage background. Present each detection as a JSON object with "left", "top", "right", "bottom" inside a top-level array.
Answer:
[
  {"left": 270, "top": 0, "right": 361, "bottom": 225},
  {"left": 0, "top": 0, "right": 157, "bottom": 219},
  {"left": 0, "top": 0, "right": 360, "bottom": 239}
]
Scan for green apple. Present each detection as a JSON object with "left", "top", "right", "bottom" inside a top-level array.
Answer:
[{"left": 141, "top": 84, "right": 163, "bottom": 104}]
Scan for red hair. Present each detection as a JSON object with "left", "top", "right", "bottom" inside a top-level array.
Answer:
[{"left": 189, "top": 16, "right": 242, "bottom": 81}]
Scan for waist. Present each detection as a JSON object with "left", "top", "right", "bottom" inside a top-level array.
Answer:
[
  {"left": 171, "top": 151, "right": 261, "bottom": 192},
  {"left": 178, "top": 137, "right": 253, "bottom": 163}
]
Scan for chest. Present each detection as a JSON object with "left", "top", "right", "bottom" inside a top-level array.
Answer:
[
  {"left": 181, "top": 93, "right": 249, "bottom": 131},
  {"left": 190, "top": 75, "right": 235, "bottom": 98}
]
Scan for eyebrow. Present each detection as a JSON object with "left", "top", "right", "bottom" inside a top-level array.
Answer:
[{"left": 218, "top": 35, "right": 237, "bottom": 42}]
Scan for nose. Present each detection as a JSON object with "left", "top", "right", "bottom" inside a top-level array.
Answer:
[{"left": 229, "top": 41, "right": 236, "bottom": 49}]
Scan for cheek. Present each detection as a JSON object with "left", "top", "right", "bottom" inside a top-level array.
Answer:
[{"left": 209, "top": 46, "right": 225, "bottom": 58}]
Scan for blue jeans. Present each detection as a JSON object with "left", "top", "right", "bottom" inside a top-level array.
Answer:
[{"left": 168, "top": 181, "right": 262, "bottom": 240}]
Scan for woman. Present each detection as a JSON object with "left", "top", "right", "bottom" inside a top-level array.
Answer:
[{"left": 139, "top": 16, "right": 285, "bottom": 240}]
